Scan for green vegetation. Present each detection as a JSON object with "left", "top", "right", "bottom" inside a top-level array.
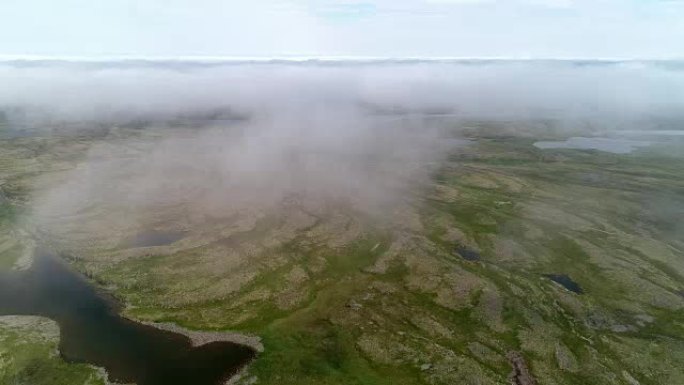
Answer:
[
  {"left": 0, "top": 316, "right": 105, "bottom": 385},
  {"left": 1, "top": 126, "right": 683, "bottom": 384},
  {"left": 0, "top": 197, "right": 25, "bottom": 269}
]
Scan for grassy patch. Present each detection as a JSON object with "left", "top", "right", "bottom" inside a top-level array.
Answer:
[{"left": 0, "top": 317, "right": 105, "bottom": 385}]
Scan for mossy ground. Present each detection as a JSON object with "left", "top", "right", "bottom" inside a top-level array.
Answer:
[
  {"left": 1, "top": 126, "right": 683, "bottom": 385},
  {"left": 0, "top": 316, "right": 106, "bottom": 385}
]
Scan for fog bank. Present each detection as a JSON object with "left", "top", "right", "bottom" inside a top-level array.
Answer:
[
  {"left": 1, "top": 60, "right": 683, "bottom": 125},
  {"left": 2, "top": 60, "right": 681, "bottom": 243}
]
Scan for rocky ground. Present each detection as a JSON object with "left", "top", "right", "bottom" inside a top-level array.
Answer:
[{"left": 1, "top": 122, "right": 683, "bottom": 385}]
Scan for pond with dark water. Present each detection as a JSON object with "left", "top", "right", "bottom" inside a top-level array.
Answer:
[
  {"left": 455, "top": 246, "right": 481, "bottom": 261},
  {"left": 0, "top": 250, "right": 255, "bottom": 385},
  {"left": 543, "top": 274, "right": 583, "bottom": 294}
]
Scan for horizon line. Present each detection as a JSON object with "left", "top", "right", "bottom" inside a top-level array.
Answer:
[{"left": 1, "top": 54, "right": 683, "bottom": 63}]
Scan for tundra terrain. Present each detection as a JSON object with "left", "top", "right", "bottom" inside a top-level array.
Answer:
[{"left": 1, "top": 118, "right": 683, "bottom": 385}]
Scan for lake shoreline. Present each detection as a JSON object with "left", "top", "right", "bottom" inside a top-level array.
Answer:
[
  {"left": 139, "top": 322, "right": 263, "bottom": 385},
  {"left": 141, "top": 321, "right": 264, "bottom": 352},
  {"left": 0, "top": 252, "right": 259, "bottom": 385}
]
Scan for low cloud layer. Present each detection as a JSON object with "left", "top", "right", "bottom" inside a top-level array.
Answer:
[
  {"left": 2, "top": 60, "right": 684, "bottom": 124},
  {"left": 2, "top": 60, "right": 682, "bottom": 241}
]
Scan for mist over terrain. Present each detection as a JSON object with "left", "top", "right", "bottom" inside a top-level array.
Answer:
[
  {"left": 3, "top": 60, "right": 684, "bottom": 385},
  {"left": 1, "top": 60, "right": 683, "bottom": 242},
  {"left": 3, "top": 0, "right": 684, "bottom": 380}
]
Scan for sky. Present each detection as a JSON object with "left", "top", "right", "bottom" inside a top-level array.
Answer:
[{"left": 0, "top": 0, "right": 683, "bottom": 59}]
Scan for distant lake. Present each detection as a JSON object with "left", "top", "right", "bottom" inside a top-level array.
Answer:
[
  {"left": 534, "top": 137, "right": 651, "bottom": 154},
  {"left": 618, "top": 130, "right": 684, "bottom": 137},
  {"left": 0, "top": 251, "right": 255, "bottom": 385}
]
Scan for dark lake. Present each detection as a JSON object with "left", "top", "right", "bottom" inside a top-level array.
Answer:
[
  {"left": 455, "top": 246, "right": 481, "bottom": 261},
  {"left": 0, "top": 250, "right": 256, "bottom": 385},
  {"left": 544, "top": 274, "right": 583, "bottom": 294}
]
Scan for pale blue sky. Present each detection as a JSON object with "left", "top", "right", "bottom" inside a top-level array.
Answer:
[{"left": 1, "top": 0, "right": 682, "bottom": 58}]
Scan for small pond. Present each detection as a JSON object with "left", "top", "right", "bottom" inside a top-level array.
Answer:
[
  {"left": 455, "top": 246, "right": 481, "bottom": 261},
  {"left": 543, "top": 274, "right": 583, "bottom": 294}
]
